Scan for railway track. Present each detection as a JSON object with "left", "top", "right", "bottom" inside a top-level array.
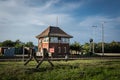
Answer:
[{"left": 0, "top": 56, "right": 120, "bottom": 61}]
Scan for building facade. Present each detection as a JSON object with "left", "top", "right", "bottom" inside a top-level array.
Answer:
[{"left": 36, "top": 26, "right": 73, "bottom": 55}]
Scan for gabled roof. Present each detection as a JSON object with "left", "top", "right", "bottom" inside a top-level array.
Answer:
[{"left": 36, "top": 26, "right": 73, "bottom": 38}]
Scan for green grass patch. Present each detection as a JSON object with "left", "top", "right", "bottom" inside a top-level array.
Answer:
[{"left": 0, "top": 59, "right": 120, "bottom": 80}]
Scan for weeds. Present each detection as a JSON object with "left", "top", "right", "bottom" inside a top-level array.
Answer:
[{"left": 0, "top": 59, "right": 120, "bottom": 80}]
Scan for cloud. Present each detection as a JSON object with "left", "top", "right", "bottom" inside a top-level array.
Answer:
[
  {"left": 0, "top": 0, "right": 80, "bottom": 44},
  {"left": 78, "top": 16, "right": 120, "bottom": 43},
  {"left": 0, "top": 0, "right": 120, "bottom": 45}
]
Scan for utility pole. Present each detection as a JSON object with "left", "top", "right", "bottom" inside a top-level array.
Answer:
[
  {"left": 102, "top": 22, "right": 106, "bottom": 56},
  {"left": 92, "top": 26, "right": 97, "bottom": 53},
  {"left": 22, "top": 45, "right": 24, "bottom": 62}
]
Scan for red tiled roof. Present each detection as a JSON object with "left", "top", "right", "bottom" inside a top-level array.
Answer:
[{"left": 36, "top": 26, "right": 73, "bottom": 38}]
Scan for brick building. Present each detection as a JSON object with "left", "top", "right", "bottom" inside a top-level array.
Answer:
[{"left": 36, "top": 26, "right": 73, "bottom": 56}]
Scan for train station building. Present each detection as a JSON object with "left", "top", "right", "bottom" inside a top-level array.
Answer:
[{"left": 36, "top": 26, "right": 73, "bottom": 56}]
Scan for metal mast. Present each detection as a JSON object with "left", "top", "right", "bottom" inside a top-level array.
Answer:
[{"left": 102, "top": 21, "right": 106, "bottom": 56}]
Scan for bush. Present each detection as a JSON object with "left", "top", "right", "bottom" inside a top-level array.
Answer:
[{"left": 83, "top": 52, "right": 100, "bottom": 57}]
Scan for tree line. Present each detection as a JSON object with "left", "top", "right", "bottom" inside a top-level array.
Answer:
[
  {"left": 0, "top": 39, "right": 34, "bottom": 48},
  {"left": 0, "top": 40, "right": 120, "bottom": 53},
  {"left": 70, "top": 41, "right": 120, "bottom": 53}
]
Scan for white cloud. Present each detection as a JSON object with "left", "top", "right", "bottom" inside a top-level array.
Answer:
[
  {"left": 0, "top": 0, "right": 120, "bottom": 45},
  {"left": 0, "top": 0, "right": 80, "bottom": 44}
]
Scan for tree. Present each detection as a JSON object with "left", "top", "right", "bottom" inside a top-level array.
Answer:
[
  {"left": 14, "top": 39, "right": 24, "bottom": 48},
  {"left": 25, "top": 41, "right": 34, "bottom": 47},
  {"left": 110, "top": 41, "right": 120, "bottom": 53},
  {"left": 2, "top": 40, "right": 15, "bottom": 47},
  {"left": 82, "top": 43, "right": 90, "bottom": 53},
  {"left": 70, "top": 41, "right": 81, "bottom": 54},
  {"left": 94, "top": 41, "right": 120, "bottom": 53},
  {"left": 0, "top": 42, "right": 2, "bottom": 47}
]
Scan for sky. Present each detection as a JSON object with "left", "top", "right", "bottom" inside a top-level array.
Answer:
[{"left": 0, "top": 0, "right": 120, "bottom": 45}]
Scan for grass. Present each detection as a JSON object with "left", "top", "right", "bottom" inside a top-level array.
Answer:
[{"left": 0, "top": 59, "right": 120, "bottom": 80}]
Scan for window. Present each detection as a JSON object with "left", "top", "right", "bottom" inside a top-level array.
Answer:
[
  {"left": 61, "top": 38, "right": 69, "bottom": 43},
  {"left": 43, "top": 37, "right": 49, "bottom": 42},
  {"left": 50, "top": 37, "right": 58, "bottom": 43}
]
